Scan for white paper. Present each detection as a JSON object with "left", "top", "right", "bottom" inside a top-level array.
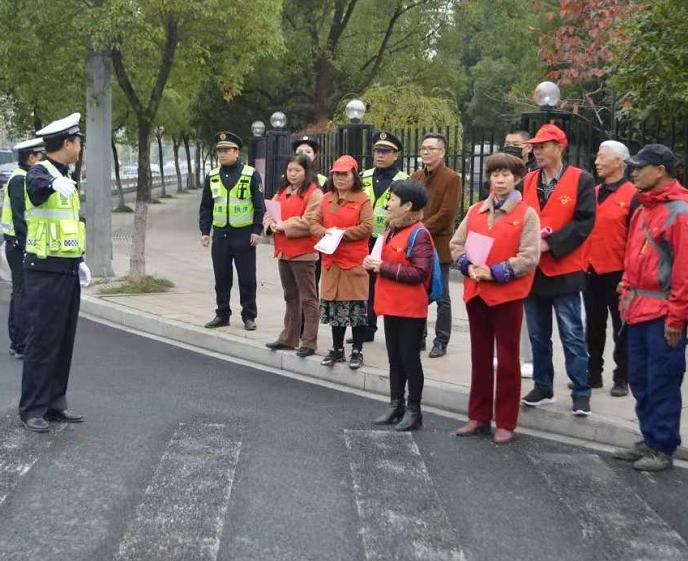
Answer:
[
  {"left": 465, "top": 231, "right": 495, "bottom": 266},
  {"left": 369, "top": 235, "right": 385, "bottom": 260},
  {"left": 265, "top": 199, "right": 282, "bottom": 222},
  {"left": 314, "top": 228, "right": 345, "bottom": 255}
]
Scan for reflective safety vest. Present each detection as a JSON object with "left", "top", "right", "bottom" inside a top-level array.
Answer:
[
  {"left": 362, "top": 168, "right": 408, "bottom": 237},
  {"left": 1, "top": 168, "right": 26, "bottom": 237},
  {"left": 317, "top": 174, "right": 328, "bottom": 188},
  {"left": 25, "top": 160, "right": 85, "bottom": 259},
  {"left": 210, "top": 165, "right": 255, "bottom": 228}
]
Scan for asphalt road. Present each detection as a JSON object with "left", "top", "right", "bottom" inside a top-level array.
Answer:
[{"left": 1, "top": 283, "right": 687, "bottom": 561}]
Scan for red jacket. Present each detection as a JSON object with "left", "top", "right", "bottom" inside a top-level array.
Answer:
[{"left": 621, "top": 180, "right": 688, "bottom": 328}]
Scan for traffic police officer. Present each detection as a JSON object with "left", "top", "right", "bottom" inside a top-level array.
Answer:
[
  {"left": 20, "top": 113, "right": 90, "bottom": 432},
  {"left": 2, "top": 137, "right": 44, "bottom": 359},
  {"left": 354, "top": 130, "right": 408, "bottom": 343},
  {"left": 200, "top": 131, "right": 265, "bottom": 330},
  {"left": 292, "top": 136, "right": 328, "bottom": 188}
]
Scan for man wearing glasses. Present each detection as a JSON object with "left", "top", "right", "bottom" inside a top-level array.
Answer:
[{"left": 411, "top": 133, "right": 461, "bottom": 357}]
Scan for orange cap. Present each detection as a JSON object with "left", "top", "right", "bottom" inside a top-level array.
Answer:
[
  {"left": 525, "top": 124, "right": 568, "bottom": 147},
  {"left": 331, "top": 155, "right": 359, "bottom": 173}
]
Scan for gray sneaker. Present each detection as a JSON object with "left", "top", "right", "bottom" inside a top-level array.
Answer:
[
  {"left": 613, "top": 440, "right": 650, "bottom": 461},
  {"left": 633, "top": 449, "right": 673, "bottom": 472}
]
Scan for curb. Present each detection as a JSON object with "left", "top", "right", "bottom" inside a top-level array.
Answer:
[{"left": 79, "top": 295, "right": 687, "bottom": 459}]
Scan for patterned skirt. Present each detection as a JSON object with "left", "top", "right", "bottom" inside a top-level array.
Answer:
[{"left": 319, "top": 300, "right": 368, "bottom": 327}]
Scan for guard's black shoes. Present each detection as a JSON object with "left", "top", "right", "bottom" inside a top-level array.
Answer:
[
  {"left": 428, "top": 342, "right": 447, "bottom": 358},
  {"left": 321, "top": 348, "right": 345, "bottom": 367},
  {"left": 349, "top": 349, "right": 364, "bottom": 370},
  {"left": 47, "top": 409, "right": 84, "bottom": 423},
  {"left": 610, "top": 381, "right": 629, "bottom": 397},
  {"left": 21, "top": 417, "right": 50, "bottom": 433},
  {"left": 373, "top": 399, "right": 405, "bottom": 425},
  {"left": 265, "top": 341, "right": 293, "bottom": 351},
  {"left": 394, "top": 405, "right": 423, "bottom": 431},
  {"left": 205, "top": 316, "right": 229, "bottom": 329},
  {"left": 295, "top": 346, "right": 315, "bottom": 357},
  {"left": 244, "top": 319, "right": 257, "bottom": 331}
]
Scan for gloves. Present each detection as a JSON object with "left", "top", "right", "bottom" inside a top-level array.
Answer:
[
  {"left": 52, "top": 176, "right": 77, "bottom": 197},
  {"left": 78, "top": 262, "right": 91, "bottom": 287}
]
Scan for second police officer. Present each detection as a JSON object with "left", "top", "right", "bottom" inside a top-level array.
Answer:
[
  {"left": 292, "top": 135, "right": 328, "bottom": 189},
  {"left": 200, "top": 131, "right": 265, "bottom": 331}
]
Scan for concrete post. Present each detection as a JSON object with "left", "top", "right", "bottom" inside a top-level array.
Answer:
[{"left": 84, "top": 50, "right": 114, "bottom": 277}]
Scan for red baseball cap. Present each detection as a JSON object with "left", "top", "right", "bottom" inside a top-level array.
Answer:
[
  {"left": 525, "top": 124, "right": 568, "bottom": 147},
  {"left": 331, "top": 155, "right": 359, "bottom": 173}
]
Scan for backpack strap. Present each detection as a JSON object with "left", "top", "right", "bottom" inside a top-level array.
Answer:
[{"left": 406, "top": 226, "right": 429, "bottom": 259}]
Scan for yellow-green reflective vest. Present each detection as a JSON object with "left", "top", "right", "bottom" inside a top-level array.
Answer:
[
  {"left": 210, "top": 165, "right": 255, "bottom": 228},
  {"left": 362, "top": 168, "right": 408, "bottom": 237},
  {"left": 317, "top": 173, "right": 328, "bottom": 188},
  {"left": 25, "top": 160, "right": 85, "bottom": 259},
  {"left": 1, "top": 168, "right": 26, "bottom": 237}
]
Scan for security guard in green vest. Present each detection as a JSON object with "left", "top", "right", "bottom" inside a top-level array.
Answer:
[
  {"left": 352, "top": 130, "right": 408, "bottom": 343},
  {"left": 20, "top": 113, "right": 89, "bottom": 433},
  {"left": 292, "top": 136, "right": 328, "bottom": 189},
  {"left": 200, "top": 131, "right": 265, "bottom": 330},
  {"left": 2, "top": 137, "right": 44, "bottom": 359}
]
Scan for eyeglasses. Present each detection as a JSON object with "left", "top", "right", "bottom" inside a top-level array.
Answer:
[{"left": 419, "top": 146, "right": 442, "bottom": 153}]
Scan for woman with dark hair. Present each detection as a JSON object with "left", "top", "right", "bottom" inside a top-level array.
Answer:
[
  {"left": 264, "top": 154, "right": 323, "bottom": 357},
  {"left": 364, "top": 179, "right": 434, "bottom": 431},
  {"left": 309, "top": 155, "right": 373, "bottom": 369},
  {"left": 450, "top": 153, "right": 540, "bottom": 443}
]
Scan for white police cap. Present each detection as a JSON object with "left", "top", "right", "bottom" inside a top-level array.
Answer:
[
  {"left": 13, "top": 137, "right": 45, "bottom": 152},
  {"left": 36, "top": 112, "right": 83, "bottom": 140}
]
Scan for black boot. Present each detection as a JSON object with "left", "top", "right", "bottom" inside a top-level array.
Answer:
[
  {"left": 321, "top": 348, "right": 345, "bottom": 367},
  {"left": 373, "top": 399, "right": 405, "bottom": 425},
  {"left": 394, "top": 403, "right": 423, "bottom": 431}
]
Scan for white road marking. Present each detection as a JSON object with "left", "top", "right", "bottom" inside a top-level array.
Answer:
[
  {"left": 530, "top": 452, "right": 688, "bottom": 560},
  {"left": 344, "top": 430, "right": 466, "bottom": 561},
  {"left": 114, "top": 422, "right": 241, "bottom": 561}
]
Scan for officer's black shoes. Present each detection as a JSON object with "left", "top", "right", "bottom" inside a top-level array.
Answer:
[
  {"left": 205, "top": 316, "right": 229, "bottom": 329},
  {"left": 428, "top": 342, "right": 447, "bottom": 358},
  {"left": 610, "top": 381, "right": 629, "bottom": 397},
  {"left": 244, "top": 319, "right": 257, "bottom": 331},
  {"left": 21, "top": 417, "right": 50, "bottom": 433},
  {"left": 295, "top": 346, "right": 315, "bottom": 357},
  {"left": 265, "top": 341, "right": 294, "bottom": 351},
  {"left": 47, "top": 409, "right": 84, "bottom": 423},
  {"left": 321, "top": 348, "right": 345, "bottom": 367},
  {"left": 373, "top": 399, "right": 406, "bottom": 425},
  {"left": 349, "top": 349, "right": 364, "bottom": 370},
  {"left": 394, "top": 404, "right": 423, "bottom": 431}
]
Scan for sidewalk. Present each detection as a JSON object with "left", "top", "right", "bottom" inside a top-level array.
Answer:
[{"left": 78, "top": 190, "right": 687, "bottom": 454}]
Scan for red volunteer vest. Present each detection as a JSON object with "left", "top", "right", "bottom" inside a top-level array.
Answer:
[
  {"left": 587, "top": 181, "right": 636, "bottom": 274},
  {"left": 273, "top": 183, "right": 319, "bottom": 259},
  {"left": 320, "top": 191, "right": 369, "bottom": 270},
  {"left": 462, "top": 200, "right": 535, "bottom": 306},
  {"left": 522, "top": 166, "right": 587, "bottom": 276},
  {"left": 374, "top": 224, "right": 431, "bottom": 318}
]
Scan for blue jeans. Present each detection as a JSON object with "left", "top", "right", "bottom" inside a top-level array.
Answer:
[
  {"left": 525, "top": 293, "right": 590, "bottom": 398},
  {"left": 627, "top": 319, "right": 686, "bottom": 455}
]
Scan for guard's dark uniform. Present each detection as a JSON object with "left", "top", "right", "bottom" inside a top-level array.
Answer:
[{"left": 199, "top": 133, "right": 265, "bottom": 327}]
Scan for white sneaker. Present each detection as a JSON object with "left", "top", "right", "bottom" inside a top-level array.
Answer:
[{"left": 521, "top": 362, "right": 534, "bottom": 378}]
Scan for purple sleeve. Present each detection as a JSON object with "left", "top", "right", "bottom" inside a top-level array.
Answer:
[
  {"left": 457, "top": 253, "right": 471, "bottom": 276},
  {"left": 379, "top": 229, "right": 433, "bottom": 285}
]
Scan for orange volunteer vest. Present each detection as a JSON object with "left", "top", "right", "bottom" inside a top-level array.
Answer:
[
  {"left": 320, "top": 191, "right": 369, "bottom": 270},
  {"left": 273, "top": 183, "right": 319, "bottom": 259}
]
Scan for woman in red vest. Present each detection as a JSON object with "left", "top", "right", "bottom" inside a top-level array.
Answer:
[
  {"left": 363, "top": 180, "right": 434, "bottom": 431},
  {"left": 264, "top": 154, "right": 323, "bottom": 357},
  {"left": 450, "top": 153, "right": 540, "bottom": 443},
  {"left": 309, "top": 155, "right": 373, "bottom": 369}
]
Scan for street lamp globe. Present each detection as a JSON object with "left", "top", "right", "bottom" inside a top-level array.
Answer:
[
  {"left": 534, "top": 81, "right": 561, "bottom": 108},
  {"left": 345, "top": 99, "right": 366, "bottom": 123},
  {"left": 251, "top": 120, "right": 266, "bottom": 137},
  {"left": 270, "top": 112, "right": 287, "bottom": 129}
]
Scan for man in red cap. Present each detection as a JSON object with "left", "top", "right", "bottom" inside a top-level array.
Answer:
[{"left": 520, "top": 124, "right": 596, "bottom": 416}]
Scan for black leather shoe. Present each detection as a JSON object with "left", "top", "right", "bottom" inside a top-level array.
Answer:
[
  {"left": 266, "top": 341, "right": 294, "bottom": 351},
  {"left": 47, "top": 409, "right": 84, "bottom": 423},
  {"left": 394, "top": 405, "right": 423, "bottom": 431},
  {"left": 373, "top": 400, "right": 405, "bottom": 425},
  {"left": 205, "top": 316, "right": 229, "bottom": 329},
  {"left": 295, "top": 346, "right": 315, "bottom": 357},
  {"left": 244, "top": 319, "right": 257, "bottom": 331},
  {"left": 21, "top": 417, "right": 50, "bottom": 433},
  {"left": 610, "top": 381, "right": 629, "bottom": 397},
  {"left": 428, "top": 343, "right": 447, "bottom": 358}
]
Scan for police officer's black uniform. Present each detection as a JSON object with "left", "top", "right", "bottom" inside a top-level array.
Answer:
[{"left": 199, "top": 132, "right": 265, "bottom": 330}]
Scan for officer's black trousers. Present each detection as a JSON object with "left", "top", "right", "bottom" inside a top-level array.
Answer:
[
  {"left": 5, "top": 240, "right": 27, "bottom": 352},
  {"left": 19, "top": 269, "right": 80, "bottom": 420},
  {"left": 211, "top": 229, "right": 257, "bottom": 322}
]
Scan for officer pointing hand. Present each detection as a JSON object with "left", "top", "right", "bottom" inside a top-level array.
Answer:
[{"left": 51, "top": 176, "right": 77, "bottom": 197}]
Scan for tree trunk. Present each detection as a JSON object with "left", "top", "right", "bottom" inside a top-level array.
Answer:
[
  {"left": 194, "top": 140, "right": 202, "bottom": 189},
  {"left": 129, "top": 119, "right": 152, "bottom": 282},
  {"left": 156, "top": 132, "right": 168, "bottom": 198},
  {"left": 112, "top": 136, "right": 127, "bottom": 210},
  {"left": 312, "top": 55, "right": 332, "bottom": 124},
  {"left": 183, "top": 134, "right": 193, "bottom": 189},
  {"left": 173, "top": 136, "right": 183, "bottom": 193}
]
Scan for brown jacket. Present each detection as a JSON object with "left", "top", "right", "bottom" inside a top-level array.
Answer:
[
  {"left": 308, "top": 189, "right": 373, "bottom": 301},
  {"left": 411, "top": 162, "right": 461, "bottom": 263}
]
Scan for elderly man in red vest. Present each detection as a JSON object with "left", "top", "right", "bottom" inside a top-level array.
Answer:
[
  {"left": 520, "top": 124, "right": 596, "bottom": 416},
  {"left": 584, "top": 141, "right": 639, "bottom": 397}
]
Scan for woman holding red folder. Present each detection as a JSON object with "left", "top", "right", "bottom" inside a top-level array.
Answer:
[{"left": 450, "top": 153, "right": 540, "bottom": 443}]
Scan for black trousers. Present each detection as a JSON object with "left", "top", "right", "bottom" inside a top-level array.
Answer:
[
  {"left": 423, "top": 262, "right": 452, "bottom": 346},
  {"left": 211, "top": 229, "right": 257, "bottom": 322},
  {"left": 5, "top": 240, "right": 27, "bottom": 352},
  {"left": 20, "top": 268, "right": 80, "bottom": 419},
  {"left": 583, "top": 269, "right": 627, "bottom": 385},
  {"left": 384, "top": 315, "right": 426, "bottom": 405}
]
